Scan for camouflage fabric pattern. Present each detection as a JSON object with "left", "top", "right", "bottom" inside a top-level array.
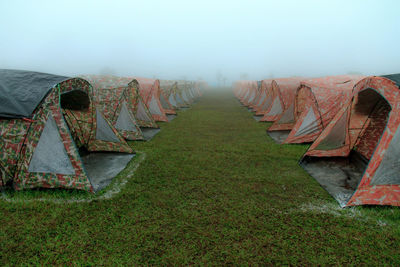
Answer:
[
  {"left": 60, "top": 78, "right": 133, "bottom": 152},
  {"left": 80, "top": 75, "right": 144, "bottom": 140},
  {"left": 0, "top": 119, "right": 29, "bottom": 186},
  {"left": 1, "top": 85, "right": 93, "bottom": 191},
  {"left": 158, "top": 81, "right": 177, "bottom": 115}
]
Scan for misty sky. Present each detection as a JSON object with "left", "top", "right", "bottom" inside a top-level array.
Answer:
[{"left": 0, "top": 0, "right": 399, "bottom": 85}]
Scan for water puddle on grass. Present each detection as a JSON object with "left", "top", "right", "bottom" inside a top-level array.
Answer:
[{"left": 297, "top": 201, "right": 390, "bottom": 227}]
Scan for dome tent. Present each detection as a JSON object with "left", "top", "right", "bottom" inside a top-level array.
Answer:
[
  {"left": 0, "top": 69, "right": 134, "bottom": 192},
  {"left": 80, "top": 75, "right": 144, "bottom": 141},
  {"left": 267, "top": 75, "right": 364, "bottom": 144},
  {"left": 253, "top": 79, "right": 274, "bottom": 116},
  {"left": 159, "top": 80, "right": 177, "bottom": 115},
  {"left": 300, "top": 74, "right": 400, "bottom": 207},
  {"left": 259, "top": 77, "right": 304, "bottom": 122},
  {"left": 135, "top": 77, "right": 169, "bottom": 122}
]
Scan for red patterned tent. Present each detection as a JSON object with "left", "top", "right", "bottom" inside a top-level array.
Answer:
[
  {"left": 237, "top": 81, "right": 252, "bottom": 102},
  {"left": 253, "top": 79, "right": 274, "bottom": 115},
  {"left": 259, "top": 77, "right": 304, "bottom": 122},
  {"left": 248, "top": 80, "right": 263, "bottom": 109},
  {"left": 268, "top": 75, "right": 364, "bottom": 144},
  {"left": 135, "top": 77, "right": 168, "bottom": 122},
  {"left": 242, "top": 81, "right": 258, "bottom": 106},
  {"left": 300, "top": 74, "right": 400, "bottom": 207}
]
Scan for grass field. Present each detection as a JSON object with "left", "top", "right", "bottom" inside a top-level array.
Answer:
[{"left": 1, "top": 89, "right": 400, "bottom": 265}]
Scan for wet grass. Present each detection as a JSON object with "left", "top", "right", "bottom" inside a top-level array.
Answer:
[{"left": 1, "top": 89, "right": 400, "bottom": 265}]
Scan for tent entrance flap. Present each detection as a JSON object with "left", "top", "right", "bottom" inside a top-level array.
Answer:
[
  {"left": 300, "top": 152, "right": 367, "bottom": 207},
  {"left": 82, "top": 152, "right": 135, "bottom": 192},
  {"left": 60, "top": 90, "right": 90, "bottom": 110}
]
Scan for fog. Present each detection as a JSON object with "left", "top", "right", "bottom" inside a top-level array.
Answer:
[{"left": 1, "top": 0, "right": 399, "bottom": 86}]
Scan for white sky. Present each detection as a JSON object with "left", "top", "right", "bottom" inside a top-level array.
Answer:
[{"left": 0, "top": 0, "right": 399, "bottom": 85}]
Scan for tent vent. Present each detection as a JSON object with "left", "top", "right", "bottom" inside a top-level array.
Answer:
[{"left": 28, "top": 115, "right": 75, "bottom": 175}]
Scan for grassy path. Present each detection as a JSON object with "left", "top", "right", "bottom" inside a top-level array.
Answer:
[{"left": 1, "top": 89, "right": 400, "bottom": 265}]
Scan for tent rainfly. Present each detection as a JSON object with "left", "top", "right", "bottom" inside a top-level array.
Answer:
[
  {"left": 300, "top": 74, "right": 400, "bottom": 207},
  {"left": 268, "top": 75, "right": 365, "bottom": 144},
  {"left": 0, "top": 69, "right": 134, "bottom": 191}
]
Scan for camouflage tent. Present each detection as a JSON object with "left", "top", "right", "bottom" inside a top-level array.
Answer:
[
  {"left": 268, "top": 75, "right": 364, "bottom": 144},
  {"left": 174, "top": 80, "right": 191, "bottom": 108},
  {"left": 80, "top": 75, "right": 144, "bottom": 141},
  {"left": 135, "top": 78, "right": 168, "bottom": 122},
  {"left": 160, "top": 80, "right": 180, "bottom": 109},
  {"left": 259, "top": 77, "right": 304, "bottom": 122},
  {"left": 159, "top": 80, "right": 177, "bottom": 114},
  {"left": 0, "top": 69, "right": 133, "bottom": 191},
  {"left": 300, "top": 74, "right": 400, "bottom": 207}
]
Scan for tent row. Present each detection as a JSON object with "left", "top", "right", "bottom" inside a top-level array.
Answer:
[
  {"left": 0, "top": 69, "right": 205, "bottom": 192},
  {"left": 234, "top": 74, "right": 400, "bottom": 207}
]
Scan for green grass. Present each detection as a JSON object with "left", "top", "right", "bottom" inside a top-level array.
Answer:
[{"left": 1, "top": 89, "right": 400, "bottom": 265}]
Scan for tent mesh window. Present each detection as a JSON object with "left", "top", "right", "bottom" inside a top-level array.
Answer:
[
  {"left": 261, "top": 94, "right": 273, "bottom": 110},
  {"left": 168, "top": 94, "right": 177, "bottom": 107},
  {"left": 256, "top": 91, "right": 267, "bottom": 106},
  {"left": 277, "top": 103, "right": 295, "bottom": 124},
  {"left": 182, "top": 91, "right": 189, "bottom": 102},
  {"left": 115, "top": 101, "right": 138, "bottom": 132},
  {"left": 148, "top": 96, "right": 163, "bottom": 115},
  {"left": 28, "top": 115, "right": 75, "bottom": 174},
  {"left": 294, "top": 107, "right": 321, "bottom": 137},
  {"left": 371, "top": 122, "right": 400, "bottom": 185},
  {"left": 160, "top": 94, "right": 170, "bottom": 109},
  {"left": 267, "top": 97, "right": 283, "bottom": 116},
  {"left": 315, "top": 108, "right": 348, "bottom": 150},
  {"left": 136, "top": 100, "right": 153, "bottom": 122},
  {"left": 95, "top": 109, "right": 120, "bottom": 143},
  {"left": 175, "top": 94, "right": 184, "bottom": 105}
]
